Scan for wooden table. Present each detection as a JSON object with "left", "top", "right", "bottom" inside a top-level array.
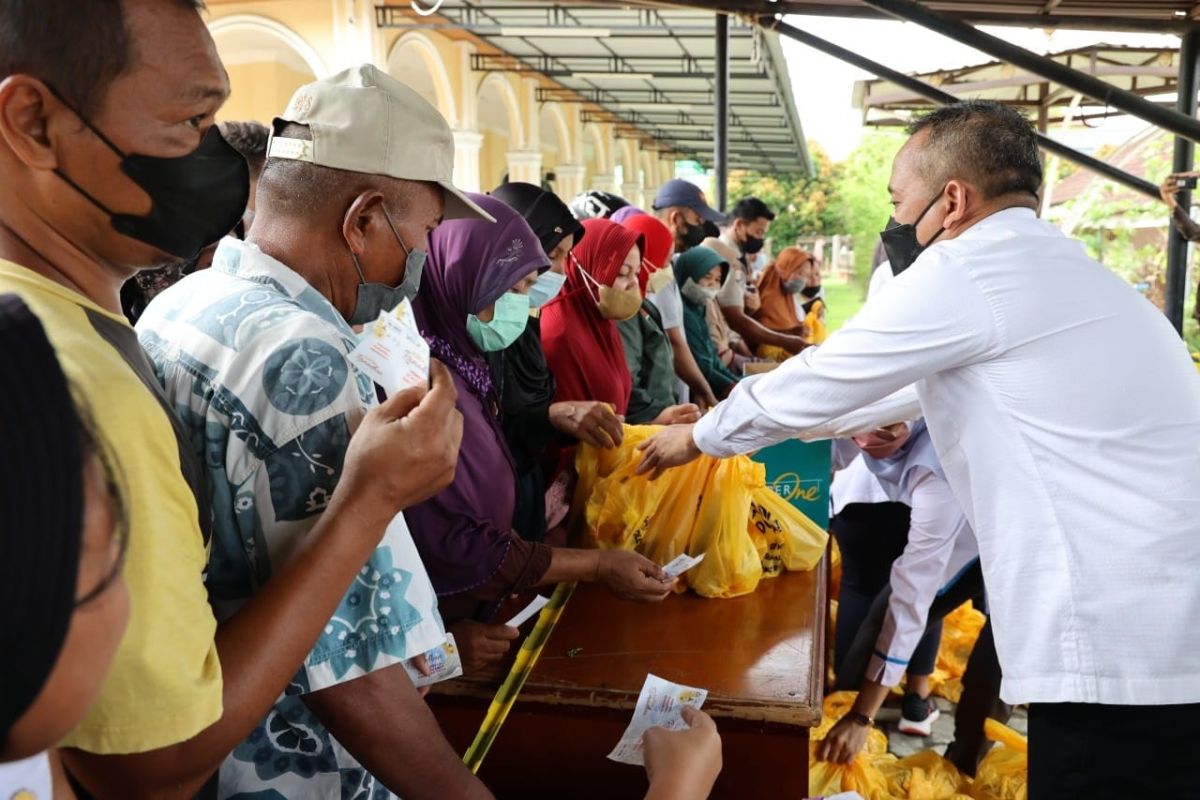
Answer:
[{"left": 430, "top": 559, "right": 827, "bottom": 799}]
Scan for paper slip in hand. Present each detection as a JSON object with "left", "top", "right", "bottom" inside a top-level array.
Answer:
[
  {"left": 505, "top": 594, "right": 551, "bottom": 628},
  {"left": 607, "top": 674, "right": 708, "bottom": 766},
  {"left": 348, "top": 300, "right": 429, "bottom": 395},
  {"left": 403, "top": 633, "right": 463, "bottom": 688},
  {"left": 662, "top": 552, "right": 705, "bottom": 579}
]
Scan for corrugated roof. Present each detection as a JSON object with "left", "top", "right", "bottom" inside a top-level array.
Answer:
[
  {"left": 378, "top": 2, "right": 813, "bottom": 174},
  {"left": 854, "top": 44, "right": 1180, "bottom": 128}
]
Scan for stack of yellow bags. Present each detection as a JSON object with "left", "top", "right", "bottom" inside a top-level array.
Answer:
[{"left": 574, "top": 425, "right": 827, "bottom": 598}]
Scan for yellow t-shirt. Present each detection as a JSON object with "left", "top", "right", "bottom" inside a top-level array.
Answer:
[{"left": 0, "top": 261, "right": 221, "bottom": 754}]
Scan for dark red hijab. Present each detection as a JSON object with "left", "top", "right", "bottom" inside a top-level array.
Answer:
[
  {"left": 619, "top": 213, "right": 675, "bottom": 294},
  {"left": 540, "top": 218, "right": 642, "bottom": 415}
]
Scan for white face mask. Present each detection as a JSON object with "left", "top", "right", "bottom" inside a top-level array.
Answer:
[
  {"left": 681, "top": 278, "right": 719, "bottom": 305},
  {"left": 646, "top": 264, "right": 675, "bottom": 294}
]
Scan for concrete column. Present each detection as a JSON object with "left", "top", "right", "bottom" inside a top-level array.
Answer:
[
  {"left": 590, "top": 173, "right": 618, "bottom": 194},
  {"left": 507, "top": 150, "right": 543, "bottom": 185},
  {"left": 520, "top": 78, "right": 540, "bottom": 153},
  {"left": 451, "top": 129, "right": 484, "bottom": 193},
  {"left": 454, "top": 41, "right": 478, "bottom": 131},
  {"left": 555, "top": 164, "right": 587, "bottom": 202},
  {"left": 331, "top": 0, "right": 385, "bottom": 71},
  {"left": 622, "top": 180, "right": 645, "bottom": 208}
]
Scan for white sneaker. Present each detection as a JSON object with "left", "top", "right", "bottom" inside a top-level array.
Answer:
[{"left": 897, "top": 692, "right": 940, "bottom": 737}]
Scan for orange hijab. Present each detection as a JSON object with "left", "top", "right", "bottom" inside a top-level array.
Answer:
[{"left": 753, "top": 247, "right": 812, "bottom": 332}]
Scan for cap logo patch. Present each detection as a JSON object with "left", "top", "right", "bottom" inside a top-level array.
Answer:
[{"left": 290, "top": 93, "right": 315, "bottom": 116}]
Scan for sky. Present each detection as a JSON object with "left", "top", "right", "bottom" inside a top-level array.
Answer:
[{"left": 779, "top": 15, "right": 1181, "bottom": 163}]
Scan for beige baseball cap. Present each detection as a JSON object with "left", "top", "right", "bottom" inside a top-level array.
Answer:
[{"left": 267, "top": 63, "right": 494, "bottom": 223}]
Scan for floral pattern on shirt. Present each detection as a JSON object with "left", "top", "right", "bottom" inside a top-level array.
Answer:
[{"left": 137, "top": 238, "right": 446, "bottom": 800}]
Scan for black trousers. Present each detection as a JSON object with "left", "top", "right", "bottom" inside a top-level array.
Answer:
[
  {"left": 831, "top": 502, "right": 942, "bottom": 677},
  {"left": 1028, "top": 702, "right": 1200, "bottom": 799},
  {"left": 835, "top": 560, "right": 1010, "bottom": 777}
]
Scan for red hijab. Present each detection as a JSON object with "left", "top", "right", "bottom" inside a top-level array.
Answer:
[
  {"left": 541, "top": 218, "right": 643, "bottom": 415},
  {"left": 619, "top": 213, "right": 674, "bottom": 294}
]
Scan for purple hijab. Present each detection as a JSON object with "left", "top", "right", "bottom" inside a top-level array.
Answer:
[{"left": 407, "top": 193, "right": 549, "bottom": 597}]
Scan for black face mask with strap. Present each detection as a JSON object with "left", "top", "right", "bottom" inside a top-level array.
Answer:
[
  {"left": 50, "top": 87, "right": 249, "bottom": 259},
  {"left": 879, "top": 189, "right": 946, "bottom": 276}
]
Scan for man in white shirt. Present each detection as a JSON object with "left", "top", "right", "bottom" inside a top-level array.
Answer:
[
  {"left": 639, "top": 100, "right": 1200, "bottom": 798},
  {"left": 717, "top": 197, "right": 808, "bottom": 355}
]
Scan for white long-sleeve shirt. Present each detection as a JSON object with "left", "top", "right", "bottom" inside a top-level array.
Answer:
[
  {"left": 833, "top": 438, "right": 980, "bottom": 687},
  {"left": 695, "top": 207, "right": 1200, "bottom": 706},
  {"left": 830, "top": 263, "right": 905, "bottom": 514}
]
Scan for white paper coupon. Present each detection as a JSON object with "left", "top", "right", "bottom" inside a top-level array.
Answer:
[
  {"left": 505, "top": 594, "right": 551, "bottom": 628},
  {"left": 403, "top": 632, "right": 463, "bottom": 688},
  {"left": 607, "top": 674, "right": 708, "bottom": 766},
  {"left": 662, "top": 552, "right": 706, "bottom": 578},
  {"left": 348, "top": 299, "right": 429, "bottom": 395}
]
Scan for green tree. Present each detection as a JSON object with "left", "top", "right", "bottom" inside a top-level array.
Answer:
[
  {"left": 834, "top": 130, "right": 907, "bottom": 289},
  {"left": 726, "top": 141, "right": 846, "bottom": 245}
]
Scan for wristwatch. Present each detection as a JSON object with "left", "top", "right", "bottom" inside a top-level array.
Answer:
[{"left": 848, "top": 710, "right": 875, "bottom": 727}]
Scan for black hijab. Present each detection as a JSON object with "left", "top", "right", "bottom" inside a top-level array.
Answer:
[{"left": 485, "top": 184, "right": 583, "bottom": 482}]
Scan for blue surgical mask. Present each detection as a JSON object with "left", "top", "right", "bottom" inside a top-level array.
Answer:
[
  {"left": 527, "top": 270, "right": 567, "bottom": 309},
  {"left": 467, "top": 291, "right": 531, "bottom": 352},
  {"left": 348, "top": 205, "right": 426, "bottom": 325}
]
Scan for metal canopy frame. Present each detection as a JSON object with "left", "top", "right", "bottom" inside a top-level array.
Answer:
[
  {"left": 854, "top": 45, "right": 1180, "bottom": 130},
  {"left": 638, "top": 0, "right": 1200, "bottom": 34},
  {"left": 376, "top": 2, "right": 812, "bottom": 176},
  {"left": 761, "top": 16, "right": 1161, "bottom": 200}
]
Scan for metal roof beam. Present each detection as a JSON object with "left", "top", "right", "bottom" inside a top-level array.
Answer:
[
  {"left": 638, "top": 0, "right": 1199, "bottom": 34},
  {"left": 761, "top": 15, "right": 1163, "bottom": 201},
  {"left": 375, "top": 4, "right": 760, "bottom": 36},
  {"left": 854, "top": 0, "right": 1200, "bottom": 145}
]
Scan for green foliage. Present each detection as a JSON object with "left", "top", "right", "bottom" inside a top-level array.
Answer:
[
  {"left": 836, "top": 131, "right": 907, "bottom": 287},
  {"left": 1050, "top": 133, "right": 1180, "bottom": 311},
  {"left": 726, "top": 133, "right": 904, "bottom": 293},
  {"left": 726, "top": 141, "right": 846, "bottom": 246}
]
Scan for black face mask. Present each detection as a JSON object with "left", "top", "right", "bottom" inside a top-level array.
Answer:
[
  {"left": 52, "top": 93, "right": 249, "bottom": 260},
  {"left": 742, "top": 234, "right": 765, "bottom": 255},
  {"left": 678, "top": 220, "right": 706, "bottom": 251},
  {"left": 880, "top": 190, "right": 946, "bottom": 276}
]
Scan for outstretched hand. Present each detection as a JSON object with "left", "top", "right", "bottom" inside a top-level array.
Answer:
[{"left": 635, "top": 423, "right": 702, "bottom": 480}]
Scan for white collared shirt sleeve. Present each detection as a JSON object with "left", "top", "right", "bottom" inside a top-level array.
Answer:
[
  {"left": 866, "top": 467, "right": 969, "bottom": 686},
  {"left": 796, "top": 384, "right": 922, "bottom": 441},
  {"left": 693, "top": 253, "right": 1002, "bottom": 458}
]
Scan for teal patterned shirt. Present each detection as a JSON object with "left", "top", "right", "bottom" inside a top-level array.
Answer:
[{"left": 137, "top": 238, "right": 446, "bottom": 800}]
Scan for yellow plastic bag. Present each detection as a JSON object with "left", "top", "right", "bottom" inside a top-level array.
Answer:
[
  {"left": 966, "top": 721, "right": 1027, "bottom": 800},
  {"left": 755, "top": 343, "right": 792, "bottom": 362},
  {"left": 750, "top": 485, "right": 828, "bottom": 574},
  {"left": 574, "top": 425, "right": 825, "bottom": 599},
  {"left": 929, "top": 602, "right": 986, "bottom": 703},
  {"left": 879, "top": 750, "right": 967, "bottom": 800},
  {"left": 805, "top": 298, "right": 829, "bottom": 345},
  {"left": 811, "top": 693, "right": 969, "bottom": 800},
  {"left": 687, "top": 457, "right": 764, "bottom": 598}
]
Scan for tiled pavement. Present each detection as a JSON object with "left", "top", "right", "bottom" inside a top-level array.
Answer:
[{"left": 879, "top": 699, "right": 1028, "bottom": 759}]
